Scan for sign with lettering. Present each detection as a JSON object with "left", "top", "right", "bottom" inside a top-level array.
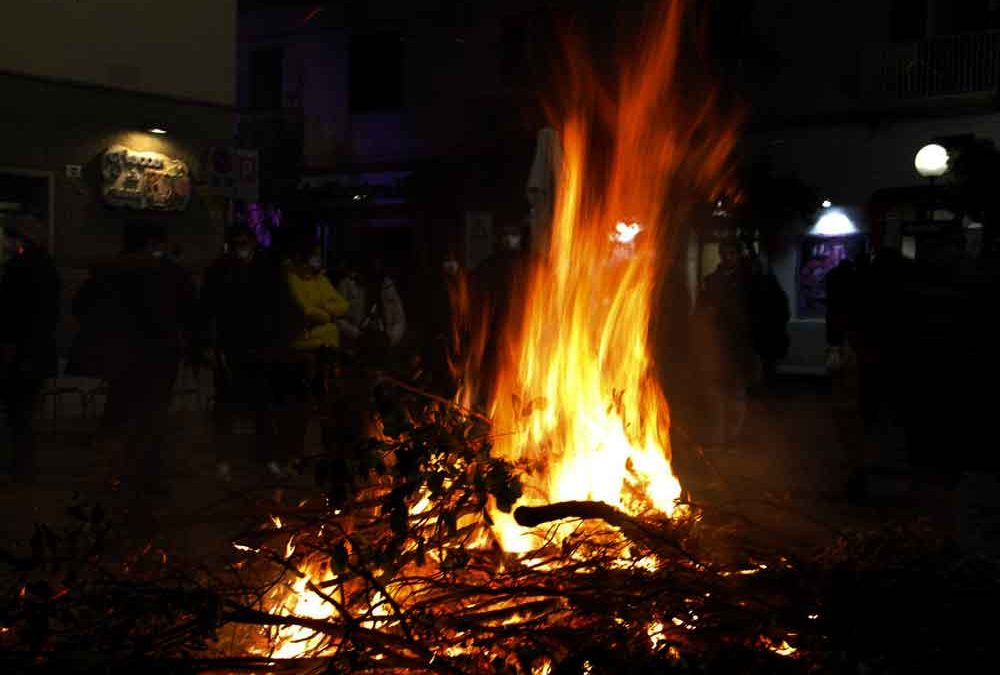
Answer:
[
  {"left": 235, "top": 149, "right": 259, "bottom": 201},
  {"left": 204, "top": 147, "right": 258, "bottom": 201},
  {"left": 101, "top": 145, "right": 191, "bottom": 211}
]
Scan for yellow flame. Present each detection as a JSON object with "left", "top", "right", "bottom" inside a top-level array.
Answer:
[
  {"left": 250, "top": 0, "right": 739, "bottom": 663},
  {"left": 264, "top": 555, "right": 338, "bottom": 660},
  {"left": 532, "top": 657, "right": 553, "bottom": 675},
  {"left": 475, "top": 0, "right": 735, "bottom": 553}
]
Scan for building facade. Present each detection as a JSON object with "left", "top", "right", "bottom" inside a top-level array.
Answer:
[
  {"left": 237, "top": 0, "right": 584, "bottom": 273},
  {"left": 0, "top": 0, "right": 238, "bottom": 352},
  {"left": 727, "top": 0, "right": 1000, "bottom": 372}
]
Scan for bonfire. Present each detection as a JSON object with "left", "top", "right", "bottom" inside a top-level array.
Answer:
[{"left": 2, "top": 2, "right": 997, "bottom": 674}]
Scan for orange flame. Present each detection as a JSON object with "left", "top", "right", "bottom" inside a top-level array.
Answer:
[
  {"left": 447, "top": 272, "right": 489, "bottom": 410},
  {"left": 242, "top": 0, "right": 739, "bottom": 662},
  {"left": 475, "top": 0, "right": 738, "bottom": 551}
]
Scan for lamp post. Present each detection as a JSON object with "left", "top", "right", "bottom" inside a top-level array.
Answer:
[{"left": 914, "top": 143, "right": 949, "bottom": 242}]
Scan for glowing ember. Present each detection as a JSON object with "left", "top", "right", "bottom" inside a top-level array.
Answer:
[
  {"left": 647, "top": 621, "right": 667, "bottom": 649},
  {"left": 257, "top": 554, "right": 338, "bottom": 660},
  {"left": 761, "top": 636, "right": 799, "bottom": 657},
  {"left": 474, "top": 0, "right": 736, "bottom": 552}
]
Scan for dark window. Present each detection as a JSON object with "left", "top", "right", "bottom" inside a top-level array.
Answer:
[
  {"left": 501, "top": 18, "right": 527, "bottom": 83},
  {"left": 349, "top": 31, "right": 404, "bottom": 113},
  {"left": 0, "top": 172, "right": 48, "bottom": 222},
  {"left": 889, "top": 0, "right": 927, "bottom": 41},
  {"left": 249, "top": 47, "right": 284, "bottom": 110},
  {"left": 505, "top": 11, "right": 558, "bottom": 90}
]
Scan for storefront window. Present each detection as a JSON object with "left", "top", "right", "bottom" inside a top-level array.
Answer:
[{"left": 0, "top": 170, "right": 52, "bottom": 259}]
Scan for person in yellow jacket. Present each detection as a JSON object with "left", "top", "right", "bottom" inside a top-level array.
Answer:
[
  {"left": 285, "top": 242, "right": 349, "bottom": 351},
  {"left": 269, "top": 236, "right": 349, "bottom": 479}
]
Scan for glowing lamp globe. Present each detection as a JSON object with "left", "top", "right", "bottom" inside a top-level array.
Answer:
[
  {"left": 914, "top": 144, "right": 949, "bottom": 178},
  {"left": 810, "top": 210, "right": 857, "bottom": 237}
]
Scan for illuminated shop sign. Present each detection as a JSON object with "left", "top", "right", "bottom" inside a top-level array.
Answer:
[{"left": 101, "top": 145, "right": 191, "bottom": 211}]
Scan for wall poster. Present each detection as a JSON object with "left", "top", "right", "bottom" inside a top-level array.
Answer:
[
  {"left": 101, "top": 145, "right": 191, "bottom": 211},
  {"left": 797, "top": 234, "right": 867, "bottom": 318}
]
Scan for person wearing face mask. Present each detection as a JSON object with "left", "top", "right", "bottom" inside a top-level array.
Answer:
[
  {"left": 332, "top": 258, "right": 365, "bottom": 353},
  {"left": 334, "top": 257, "right": 407, "bottom": 370},
  {"left": 284, "top": 237, "right": 348, "bottom": 353},
  {"left": 268, "top": 230, "right": 349, "bottom": 475},
  {"left": 201, "top": 225, "right": 279, "bottom": 447}
]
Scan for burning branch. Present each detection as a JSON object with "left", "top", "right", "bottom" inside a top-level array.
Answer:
[{"left": 2, "top": 404, "right": 998, "bottom": 674}]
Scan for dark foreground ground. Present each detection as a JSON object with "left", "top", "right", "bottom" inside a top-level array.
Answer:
[{"left": 2, "top": 373, "right": 993, "bottom": 566}]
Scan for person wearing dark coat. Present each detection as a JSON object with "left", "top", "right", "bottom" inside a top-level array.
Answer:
[
  {"left": 748, "top": 260, "right": 791, "bottom": 393},
  {"left": 0, "top": 223, "right": 60, "bottom": 482},
  {"left": 414, "top": 253, "right": 465, "bottom": 399},
  {"left": 470, "top": 223, "right": 533, "bottom": 405},
  {"left": 68, "top": 223, "right": 197, "bottom": 506},
  {"left": 696, "top": 239, "right": 756, "bottom": 448},
  {"left": 201, "top": 225, "right": 280, "bottom": 439}
]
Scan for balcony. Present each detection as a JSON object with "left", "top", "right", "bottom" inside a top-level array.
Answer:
[{"left": 866, "top": 30, "right": 1000, "bottom": 101}]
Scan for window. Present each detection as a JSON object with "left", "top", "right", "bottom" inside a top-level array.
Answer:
[
  {"left": 889, "top": 0, "right": 927, "bottom": 41},
  {"left": 249, "top": 47, "right": 285, "bottom": 110},
  {"left": 0, "top": 170, "right": 53, "bottom": 255},
  {"left": 349, "top": 31, "right": 405, "bottom": 113},
  {"left": 501, "top": 18, "right": 527, "bottom": 83}
]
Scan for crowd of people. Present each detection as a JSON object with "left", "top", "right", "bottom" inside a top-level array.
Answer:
[
  {"left": 825, "top": 241, "right": 1000, "bottom": 499},
  {"left": 0, "top": 218, "right": 540, "bottom": 518},
  {"left": 0, "top": 221, "right": 420, "bottom": 518},
  {"left": 31, "top": 213, "right": 999, "bottom": 512}
]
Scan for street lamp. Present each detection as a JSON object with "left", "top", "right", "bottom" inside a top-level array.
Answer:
[
  {"left": 914, "top": 144, "right": 951, "bottom": 254},
  {"left": 914, "top": 143, "right": 949, "bottom": 178}
]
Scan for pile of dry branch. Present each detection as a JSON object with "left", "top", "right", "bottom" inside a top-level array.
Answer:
[{"left": 2, "top": 391, "right": 997, "bottom": 674}]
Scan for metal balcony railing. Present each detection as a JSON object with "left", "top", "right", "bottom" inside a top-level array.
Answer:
[{"left": 870, "top": 30, "right": 1000, "bottom": 100}]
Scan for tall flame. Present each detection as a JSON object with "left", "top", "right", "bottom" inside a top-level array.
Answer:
[
  {"left": 480, "top": 0, "right": 738, "bottom": 551},
  {"left": 231, "top": 3, "right": 739, "bottom": 664}
]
